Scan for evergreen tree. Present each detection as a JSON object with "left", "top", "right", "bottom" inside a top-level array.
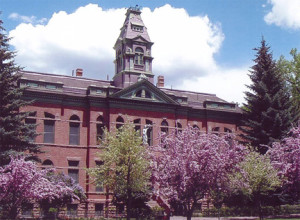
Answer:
[
  {"left": 0, "top": 18, "right": 39, "bottom": 166},
  {"left": 241, "top": 38, "right": 295, "bottom": 154}
]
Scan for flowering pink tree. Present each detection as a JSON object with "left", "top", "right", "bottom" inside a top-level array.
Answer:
[
  {"left": 0, "top": 157, "right": 83, "bottom": 219},
  {"left": 39, "top": 172, "right": 86, "bottom": 218},
  {"left": 151, "top": 126, "right": 246, "bottom": 220},
  {"left": 268, "top": 125, "right": 300, "bottom": 203}
]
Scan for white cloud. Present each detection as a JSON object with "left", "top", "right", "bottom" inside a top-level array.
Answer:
[
  {"left": 177, "top": 66, "right": 251, "bottom": 105},
  {"left": 9, "top": 4, "right": 248, "bottom": 104},
  {"left": 264, "top": 0, "right": 300, "bottom": 29},
  {"left": 8, "top": 13, "right": 47, "bottom": 24}
]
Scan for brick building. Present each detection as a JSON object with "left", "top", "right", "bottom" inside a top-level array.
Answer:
[{"left": 19, "top": 6, "right": 242, "bottom": 218}]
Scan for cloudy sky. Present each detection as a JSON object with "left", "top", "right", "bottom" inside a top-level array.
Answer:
[{"left": 1, "top": 0, "right": 300, "bottom": 104}]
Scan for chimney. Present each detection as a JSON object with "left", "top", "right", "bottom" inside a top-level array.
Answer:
[
  {"left": 76, "top": 68, "right": 83, "bottom": 77},
  {"left": 156, "top": 75, "right": 164, "bottom": 88}
]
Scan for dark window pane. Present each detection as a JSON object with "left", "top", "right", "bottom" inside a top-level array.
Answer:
[
  {"left": 42, "top": 159, "right": 54, "bottom": 166},
  {"left": 95, "top": 204, "right": 104, "bottom": 216},
  {"left": 67, "top": 204, "right": 78, "bottom": 216},
  {"left": 22, "top": 203, "right": 33, "bottom": 217},
  {"left": 68, "top": 160, "right": 79, "bottom": 167},
  {"left": 44, "top": 120, "right": 54, "bottom": 143},
  {"left": 69, "top": 122, "right": 80, "bottom": 145},
  {"left": 145, "top": 90, "right": 151, "bottom": 98},
  {"left": 95, "top": 184, "right": 103, "bottom": 192}
]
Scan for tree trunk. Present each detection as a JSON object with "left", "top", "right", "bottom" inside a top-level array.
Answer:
[
  {"left": 258, "top": 198, "right": 263, "bottom": 220},
  {"left": 126, "top": 197, "right": 131, "bottom": 220},
  {"left": 8, "top": 206, "right": 19, "bottom": 219},
  {"left": 187, "top": 214, "right": 192, "bottom": 220},
  {"left": 126, "top": 188, "right": 132, "bottom": 220},
  {"left": 186, "top": 202, "right": 195, "bottom": 220}
]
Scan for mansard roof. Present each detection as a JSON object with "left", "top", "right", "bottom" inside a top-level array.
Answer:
[{"left": 115, "top": 7, "right": 152, "bottom": 47}]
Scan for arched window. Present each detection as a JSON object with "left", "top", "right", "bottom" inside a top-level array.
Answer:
[
  {"left": 69, "top": 115, "right": 80, "bottom": 145},
  {"left": 193, "top": 125, "right": 199, "bottom": 130},
  {"left": 42, "top": 159, "right": 54, "bottom": 167},
  {"left": 212, "top": 127, "right": 220, "bottom": 136},
  {"left": 224, "top": 127, "right": 232, "bottom": 133},
  {"left": 145, "top": 120, "right": 153, "bottom": 146},
  {"left": 116, "top": 116, "right": 124, "bottom": 129},
  {"left": 176, "top": 122, "right": 183, "bottom": 133},
  {"left": 160, "top": 120, "right": 169, "bottom": 135},
  {"left": 44, "top": 112, "right": 55, "bottom": 143},
  {"left": 134, "top": 47, "right": 144, "bottom": 65},
  {"left": 96, "top": 116, "right": 105, "bottom": 145}
]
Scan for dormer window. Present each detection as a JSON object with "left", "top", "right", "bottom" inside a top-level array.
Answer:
[
  {"left": 27, "top": 82, "right": 38, "bottom": 88},
  {"left": 134, "top": 47, "right": 144, "bottom": 65},
  {"left": 132, "top": 24, "right": 143, "bottom": 32}
]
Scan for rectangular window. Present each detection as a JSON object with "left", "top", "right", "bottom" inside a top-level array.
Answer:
[
  {"left": 95, "top": 184, "right": 103, "bottom": 192},
  {"left": 95, "top": 203, "right": 104, "bottom": 216},
  {"left": 67, "top": 204, "right": 78, "bottom": 217},
  {"left": 68, "top": 160, "right": 79, "bottom": 167},
  {"left": 145, "top": 60, "right": 149, "bottom": 71},
  {"left": 69, "top": 122, "right": 80, "bottom": 145},
  {"left": 68, "top": 169, "right": 79, "bottom": 183},
  {"left": 22, "top": 203, "right": 33, "bottom": 217},
  {"left": 44, "top": 120, "right": 55, "bottom": 143},
  {"left": 27, "top": 82, "right": 38, "bottom": 87},
  {"left": 130, "top": 58, "right": 134, "bottom": 69},
  {"left": 46, "top": 84, "right": 57, "bottom": 90},
  {"left": 95, "top": 161, "right": 104, "bottom": 192}
]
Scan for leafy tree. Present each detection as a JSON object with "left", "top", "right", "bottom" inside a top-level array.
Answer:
[
  {"left": 0, "top": 18, "right": 39, "bottom": 165},
  {"left": 277, "top": 49, "right": 300, "bottom": 120},
  {"left": 0, "top": 156, "right": 82, "bottom": 219},
  {"left": 88, "top": 122, "right": 151, "bottom": 220},
  {"left": 152, "top": 126, "right": 245, "bottom": 220},
  {"left": 228, "top": 151, "right": 281, "bottom": 220},
  {"left": 241, "top": 38, "right": 295, "bottom": 154},
  {"left": 268, "top": 125, "right": 300, "bottom": 204}
]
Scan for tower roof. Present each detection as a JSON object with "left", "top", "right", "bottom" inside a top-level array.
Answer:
[{"left": 115, "top": 6, "right": 152, "bottom": 46}]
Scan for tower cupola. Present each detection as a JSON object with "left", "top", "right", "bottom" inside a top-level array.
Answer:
[{"left": 113, "top": 6, "right": 154, "bottom": 88}]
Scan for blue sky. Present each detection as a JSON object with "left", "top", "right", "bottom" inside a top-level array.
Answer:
[{"left": 1, "top": 0, "right": 300, "bottom": 103}]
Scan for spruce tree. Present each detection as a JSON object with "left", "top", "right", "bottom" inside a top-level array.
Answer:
[
  {"left": 0, "top": 18, "right": 39, "bottom": 166},
  {"left": 241, "top": 38, "right": 294, "bottom": 154}
]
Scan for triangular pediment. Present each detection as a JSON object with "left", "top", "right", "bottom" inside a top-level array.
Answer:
[
  {"left": 110, "top": 79, "right": 179, "bottom": 105},
  {"left": 132, "top": 35, "right": 150, "bottom": 43}
]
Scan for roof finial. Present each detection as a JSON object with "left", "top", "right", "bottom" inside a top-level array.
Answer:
[
  {"left": 138, "top": 73, "right": 147, "bottom": 81},
  {"left": 129, "top": 5, "right": 141, "bottom": 11}
]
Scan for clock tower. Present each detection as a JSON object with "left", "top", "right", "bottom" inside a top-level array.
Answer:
[{"left": 113, "top": 6, "right": 154, "bottom": 88}]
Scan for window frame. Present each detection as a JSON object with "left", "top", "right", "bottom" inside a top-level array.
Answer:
[{"left": 69, "top": 115, "right": 80, "bottom": 145}]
